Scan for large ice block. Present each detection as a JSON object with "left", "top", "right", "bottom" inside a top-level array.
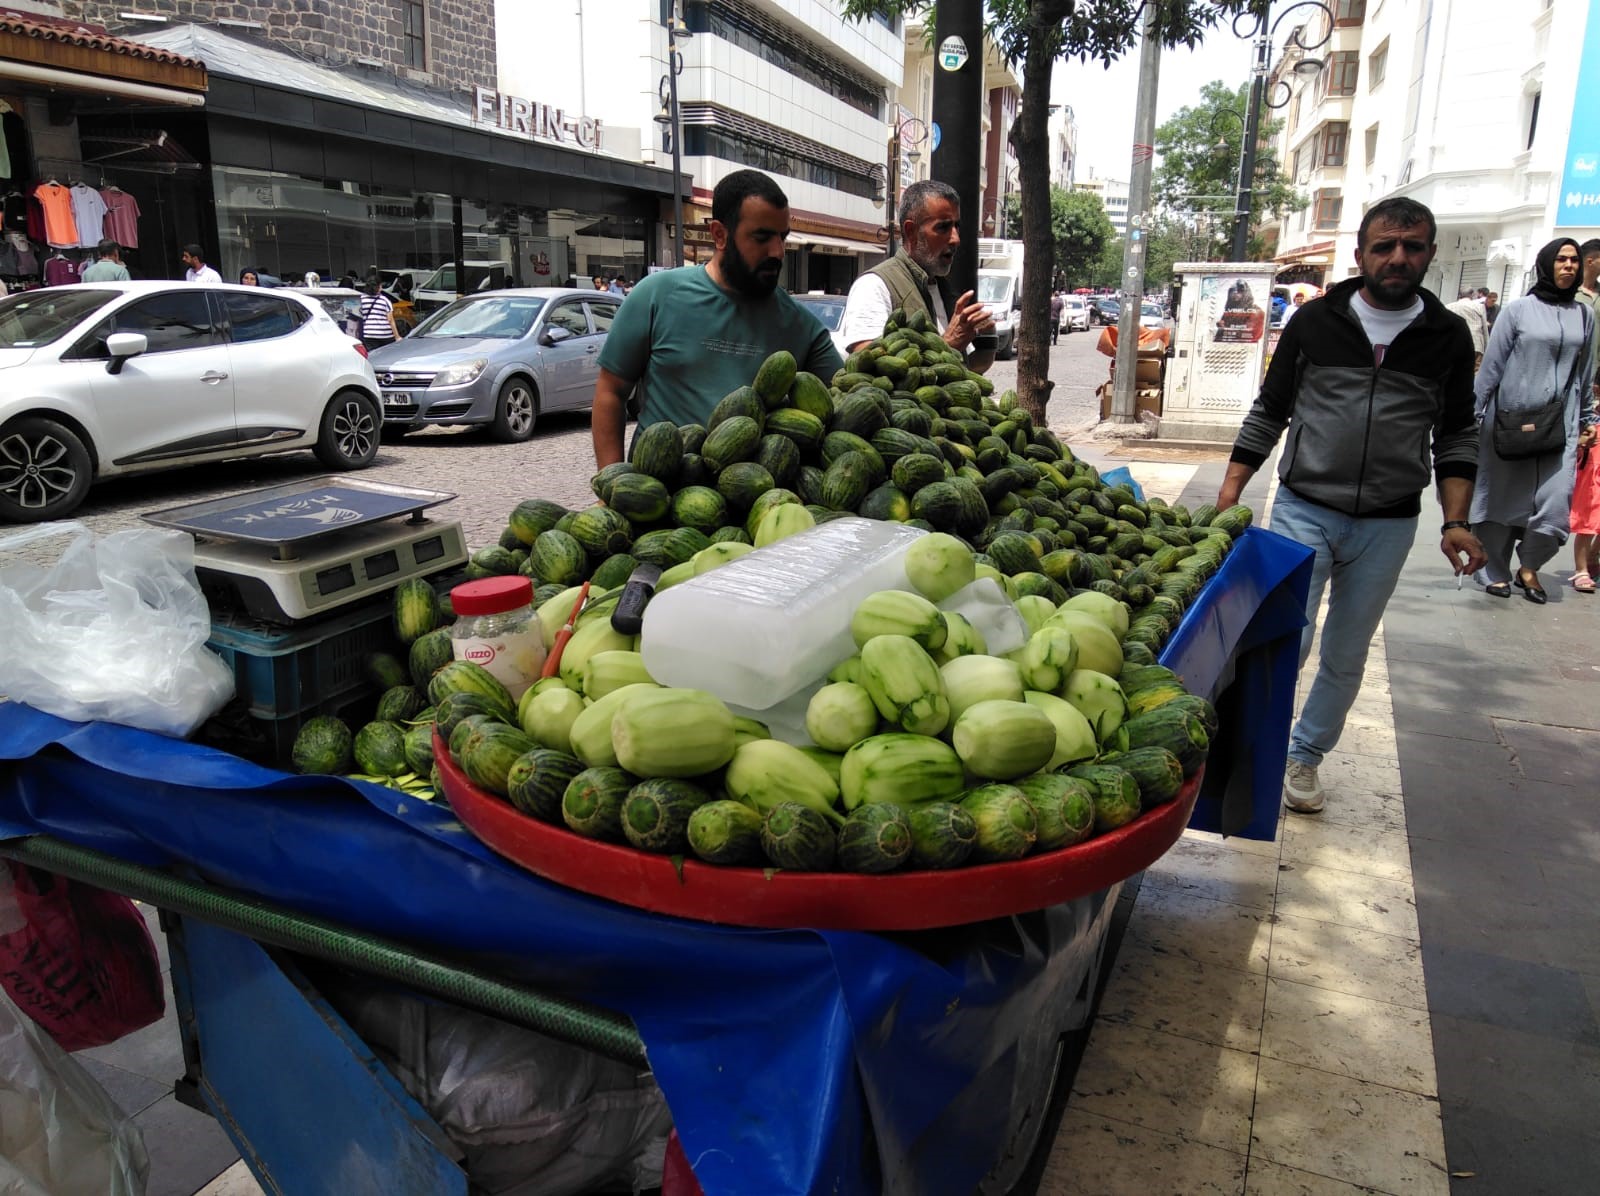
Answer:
[
  {"left": 640, "top": 518, "right": 927, "bottom": 710},
  {"left": 639, "top": 518, "right": 1030, "bottom": 714}
]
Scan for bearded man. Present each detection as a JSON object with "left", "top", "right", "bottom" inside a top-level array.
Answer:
[
  {"left": 841, "top": 179, "right": 996, "bottom": 371},
  {"left": 592, "top": 170, "right": 842, "bottom": 470},
  {"left": 1215, "top": 195, "right": 1486, "bottom": 815}
]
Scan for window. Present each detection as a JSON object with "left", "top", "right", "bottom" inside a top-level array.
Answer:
[
  {"left": 585, "top": 300, "right": 618, "bottom": 333},
  {"left": 1326, "top": 51, "right": 1359, "bottom": 96},
  {"left": 1527, "top": 90, "right": 1542, "bottom": 151},
  {"left": 1368, "top": 40, "right": 1388, "bottom": 90},
  {"left": 401, "top": 0, "right": 428, "bottom": 71},
  {"left": 223, "top": 293, "right": 304, "bottom": 343},
  {"left": 71, "top": 291, "right": 219, "bottom": 358},
  {"left": 1365, "top": 124, "right": 1380, "bottom": 167},
  {"left": 546, "top": 301, "right": 589, "bottom": 338},
  {"left": 685, "top": 1, "right": 884, "bottom": 119},
  {"left": 1334, "top": 0, "right": 1366, "bottom": 25},
  {"left": 1321, "top": 121, "right": 1349, "bottom": 167},
  {"left": 1314, "top": 189, "right": 1343, "bottom": 229},
  {"left": 682, "top": 126, "right": 878, "bottom": 200}
]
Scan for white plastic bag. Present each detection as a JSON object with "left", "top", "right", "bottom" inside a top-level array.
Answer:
[
  {"left": 0, "top": 988, "right": 149, "bottom": 1196},
  {"left": 0, "top": 521, "right": 233, "bottom": 738}
]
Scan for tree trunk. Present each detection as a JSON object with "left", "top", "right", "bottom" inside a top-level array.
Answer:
[{"left": 1014, "top": 6, "right": 1063, "bottom": 426}]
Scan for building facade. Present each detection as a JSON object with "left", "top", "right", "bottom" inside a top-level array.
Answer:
[
  {"left": 1050, "top": 104, "right": 1079, "bottom": 191},
  {"left": 1263, "top": 0, "right": 1597, "bottom": 301},
  {"left": 1073, "top": 174, "right": 1129, "bottom": 237},
  {"left": 2, "top": 2, "right": 679, "bottom": 290}
]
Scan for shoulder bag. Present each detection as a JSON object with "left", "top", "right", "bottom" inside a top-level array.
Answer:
[{"left": 1492, "top": 306, "right": 1591, "bottom": 459}]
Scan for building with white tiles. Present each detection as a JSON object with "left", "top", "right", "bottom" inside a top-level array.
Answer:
[
  {"left": 1050, "top": 104, "right": 1080, "bottom": 191},
  {"left": 1074, "top": 174, "right": 1130, "bottom": 236},
  {"left": 1261, "top": 0, "right": 1599, "bottom": 301},
  {"left": 498, "top": 0, "right": 903, "bottom": 291}
]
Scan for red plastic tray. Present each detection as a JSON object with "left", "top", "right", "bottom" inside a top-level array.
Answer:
[{"left": 435, "top": 731, "right": 1201, "bottom": 931}]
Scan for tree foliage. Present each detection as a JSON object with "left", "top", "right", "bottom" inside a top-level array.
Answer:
[
  {"left": 1002, "top": 187, "right": 1117, "bottom": 288},
  {"left": 1152, "top": 79, "right": 1304, "bottom": 261},
  {"left": 840, "top": 0, "right": 1259, "bottom": 422}
]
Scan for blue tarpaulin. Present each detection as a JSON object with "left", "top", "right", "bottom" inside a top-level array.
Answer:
[{"left": 0, "top": 527, "right": 1310, "bottom": 1194}]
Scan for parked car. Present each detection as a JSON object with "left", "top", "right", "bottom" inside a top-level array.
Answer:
[
  {"left": 1059, "top": 295, "right": 1090, "bottom": 333},
  {"left": 288, "top": 285, "right": 365, "bottom": 339},
  {"left": 791, "top": 292, "right": 850, "bottom": 357},
  {"left": 0, "top": 282, "right": 381, "bottom": 522},
  {"left": 411, "top": 260, "right": 513, "bottom": 315},
  {"left": 367, "top": 287, "right": 617, "bottom": 442},
  {"left": 1139, "top": 302, "right": 1167, "bottom": 330},
  {"left": 1090, "top": 296, "right": 1121, "bottom": 326}
]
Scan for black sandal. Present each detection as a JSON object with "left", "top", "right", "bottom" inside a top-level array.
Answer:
[
  {"left": 1514, "top": 572, "right": 1549, "bottom": 604},
  {"left": 1485, "top": 582, "right": 1512, "bottom": 598}
]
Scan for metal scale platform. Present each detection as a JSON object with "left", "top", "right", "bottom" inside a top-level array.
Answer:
[{"left": 144, "top": 478, "right": 468, "bottom": 624}]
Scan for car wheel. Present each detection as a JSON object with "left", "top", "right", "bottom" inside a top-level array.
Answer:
[
  {"left": 490, "top": 376, "right": 538, "bottom": 443},
  {"left": 0, "top": 416, "right": 93, "bottom": 523},
  {"left": 315, "top": 390, "right": 381, "bottom": 470}
]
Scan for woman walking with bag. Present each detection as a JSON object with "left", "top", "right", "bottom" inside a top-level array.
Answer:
[
  {"left": 1472, "top": 238, "right": 1595, "bottom": 602},
  {"left": 358, "top": 272, "right": 399, "bottom": 352}
]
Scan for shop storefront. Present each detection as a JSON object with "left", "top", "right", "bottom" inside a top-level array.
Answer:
[
  {"left": 0, "top": 11, "right": 208, "bottom": 293},
  {"left": 7, "top": 21, "right": 683, "bottom": 294}
]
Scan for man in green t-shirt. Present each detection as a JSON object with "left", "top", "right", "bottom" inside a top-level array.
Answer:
[
  {"left": 591, "top": 170, "right": 843, "bottom": 469},
  {"left": 79, "top": 239, "right": 131, "bottom": 283}
]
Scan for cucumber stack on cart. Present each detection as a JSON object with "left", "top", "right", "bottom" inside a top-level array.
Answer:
[{"left": 292, "top": 306, "right": 1251, "bottom": 880}]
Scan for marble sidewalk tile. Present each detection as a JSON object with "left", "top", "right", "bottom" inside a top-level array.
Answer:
[
  {"left": 1281, "top": 818, "right": 1412, "bottom": 884},
  {"left": 1069, "top": 1021, "right": 1259, "bottom": 1154},
  {"left": 1268, "top": 913, "right": 1428, "bottom": 1011},
  {"left": 1314, "top": 787, "right": 1409, "bottom": 835},
  {"left": 1274, "top": 863, "right": 1419, "bottom": 941},
  {"left": 1142, "top": 835, "right": 1284, "bottom": 910},
  {"left": 1181, "top": 826, "right": 1283, "bottom": 859},
  {"left": 1315, "top": 754, "right": 1403, "bottom": 800},
  {"left": 1038, "top": 1107, "right": 1248, "bottom": 1195},
  {"left": 1126, "top": 884, "right": 1276, "bottom": 975},
  {"left": 1260, "top": 977, "right": 1438, "bottom": 1096},
  {"left": 1244, "top": 1157, "right": 1390, "bottom": 1194},
  {"left": 1326, "top": 722, "right": 1401, "bottom": 763},
  {"left": 1251, "top": 1057, "right": 1449, "bottom": 1195},
  {"left": 196, "top": 1161, "right": 266, "bottom": 1196},
  {"left": 1097, "top": 940, "right": 1268, "bottom": 1052}
]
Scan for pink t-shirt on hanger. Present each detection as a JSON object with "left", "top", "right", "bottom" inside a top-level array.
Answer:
[{"left": 99, "top": 187, "right": 141, "bottom": 249}]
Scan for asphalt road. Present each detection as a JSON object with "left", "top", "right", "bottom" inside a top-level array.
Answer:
[{"left": 8, "top": 328, "right": 1113, "bottom": 559}]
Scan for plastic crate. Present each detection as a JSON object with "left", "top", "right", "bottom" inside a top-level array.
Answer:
[
  {"left": 207, "top": 599, "right": 398, "bottom": 722},
  {"left": 198, "top": 691, "right": 377, "bottom": 771}
]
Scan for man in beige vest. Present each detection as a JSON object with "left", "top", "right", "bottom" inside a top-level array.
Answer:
[{"left": 841, "top": 180, "right": 995, "bottom": 371}]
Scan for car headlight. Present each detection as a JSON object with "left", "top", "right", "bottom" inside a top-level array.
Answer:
[{"left": 433, "top": 358, "right": 489, "bottom": 386}]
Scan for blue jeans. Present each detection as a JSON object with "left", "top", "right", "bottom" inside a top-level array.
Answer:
[{"left": 1268, "top": 490, "right": 1417, "bottom": 767}]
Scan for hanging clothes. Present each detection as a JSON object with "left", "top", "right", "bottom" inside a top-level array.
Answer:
[
  {"left": 42, "top": 255, "right": 77, "bottom": 287},
  {"left": 1, "top": 192, "right": 24, "bottom": 234},
  {"left": 5, "top": 232, "right": 37, "bottom": 276},
  {"left": 31, "top": 182, "right": 79, "bottom": 248},
  {"left": 98, "top": 187, "right": 141, "bottom": 249},
  {"left": 68, "top": 183, "right": 106, "bottom": 247}
]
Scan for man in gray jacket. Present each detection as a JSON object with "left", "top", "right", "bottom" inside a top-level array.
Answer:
[{"left": 1216, "top": 196, "right": 1486, "bottom": 813}]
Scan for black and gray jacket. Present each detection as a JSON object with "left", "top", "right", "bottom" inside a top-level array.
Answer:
[{"left": 1231, "top": 277, "right": 1479, "bottom": 518}]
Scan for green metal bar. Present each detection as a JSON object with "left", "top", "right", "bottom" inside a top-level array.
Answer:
[{"left": 0, "top": 835, "right": 648, "bottom": 1071}]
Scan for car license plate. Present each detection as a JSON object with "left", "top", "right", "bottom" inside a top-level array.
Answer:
[{"left": 382, "top": 391, "right": 412, "bottom": 408}]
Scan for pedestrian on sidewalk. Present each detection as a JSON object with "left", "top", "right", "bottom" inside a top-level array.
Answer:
[
  {"left": 1569, "top": 240, "right": 1600, "bottom": 593},
  {"left": 1445, "top": 288, "right": 1489, "bottom": 371},
  {"left": 1050, "top": 291, "right": 1063, "bottom": 345},
  {"left": 1472, "top": 237, "right": 1595, "bottom": 602},
  {"left": 1215, "top": 196, "right": 1485, "bottom": 814}
]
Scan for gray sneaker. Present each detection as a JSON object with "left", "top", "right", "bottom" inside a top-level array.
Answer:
[{"left": 1283, "top": 760, "right": 1325, "bottom": 813}]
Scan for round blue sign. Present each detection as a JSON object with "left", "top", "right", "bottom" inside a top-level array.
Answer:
[{"left": 931, "top": 123, "right": 941, "bottom": 153}]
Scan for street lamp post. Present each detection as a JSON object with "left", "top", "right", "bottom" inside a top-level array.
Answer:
[
  {"left": 653, "top": 3, "right": 693, "bottom": 267},
  {"left": 883, "top": 115, "right": 927, "bottom": 258},
  {"left": 1228, "top": 0, "right": 1333, "bottom": 261}
]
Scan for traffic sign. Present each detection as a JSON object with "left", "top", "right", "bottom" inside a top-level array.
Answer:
[{"left": 938, "top": 36, "right": 969, "bottom": 71}]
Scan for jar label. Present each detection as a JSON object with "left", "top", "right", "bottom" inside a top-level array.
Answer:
[{"left": 452, "top": 630, "right": 546, "bottom": 699}]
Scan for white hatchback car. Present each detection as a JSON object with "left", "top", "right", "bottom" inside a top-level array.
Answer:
[
  {"left": 1059, "top": 296, "right": 1090, "bottom": 333},
  {"left": 0, "top": 282, "right": 382, "bottom": 522}
]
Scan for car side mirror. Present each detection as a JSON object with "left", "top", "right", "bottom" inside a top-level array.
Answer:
[
  {"left": 540, "top": 325, "right": 573, "bottom": 346},
  {"left": 104, "top": 332, "right": 148, "bottom": 375}
]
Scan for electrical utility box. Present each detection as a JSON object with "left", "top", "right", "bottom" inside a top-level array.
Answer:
[{"left": 1159, "top": 262, "right": 1280, "bottom": 443}]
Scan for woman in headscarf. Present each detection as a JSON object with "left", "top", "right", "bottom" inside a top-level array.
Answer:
[{"left": 1471, "top": 237, "right": 1597, "bottom": 601}]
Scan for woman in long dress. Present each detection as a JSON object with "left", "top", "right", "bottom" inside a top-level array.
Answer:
[{"left": 1471, "top": 238, "right": 1596, "bottom": 602}]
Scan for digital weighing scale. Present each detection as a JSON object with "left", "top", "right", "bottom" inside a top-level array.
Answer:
[{"left": 144, "top": 478, "right": 468, "bottom": 624}]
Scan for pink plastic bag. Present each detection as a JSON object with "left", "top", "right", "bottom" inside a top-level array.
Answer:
[{"left": 0, "top": 862, "right": 164, "bottom": 1052}]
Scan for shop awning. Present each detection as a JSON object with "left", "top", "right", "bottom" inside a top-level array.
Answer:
[
  {"left": 0, "top": 12, "right": 206, "bottom": 103},
  {"left": 789, "top": 231, "right": 884, "bottom": 256},
  {"left": 1275, "top": 240, "right": 1336, "bottom": 264}
]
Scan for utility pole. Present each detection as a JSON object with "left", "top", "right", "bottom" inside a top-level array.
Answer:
[
  {"left": 1230, "top": 22, "right": 1271, "bottom": 261},
  {"left": 930, "top": 0, "right": 991, "bottom": 351},
  {"left": 1111, "top": 3, "right": 1161, "bottom": 424}
]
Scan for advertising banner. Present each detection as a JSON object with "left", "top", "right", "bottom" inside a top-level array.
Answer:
[
  {"left": 1558, "top": 4, "right": 1600, "bottom": 226},
  {"left": 1199, "top": 274, "right": 1268, "bottom": 344}
]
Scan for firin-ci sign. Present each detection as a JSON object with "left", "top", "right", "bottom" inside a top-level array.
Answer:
[{"left": 473, "top": 86, "right": 603, "bottom": 150}]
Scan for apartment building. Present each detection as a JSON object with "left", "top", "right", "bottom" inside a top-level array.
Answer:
[
  {"left": 1073, "top": 174, "right": 1130, "bottom": 236},
  {"left": 1263, "top": 0, "right": 1597, "bottom": 301},
  {"left": 1050, "top": 104, "right": 1080, "bottom": 191}
]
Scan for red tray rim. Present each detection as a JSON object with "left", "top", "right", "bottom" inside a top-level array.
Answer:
[{"left": 435, "top": 730, "right": 1200, "bottom": 931}]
